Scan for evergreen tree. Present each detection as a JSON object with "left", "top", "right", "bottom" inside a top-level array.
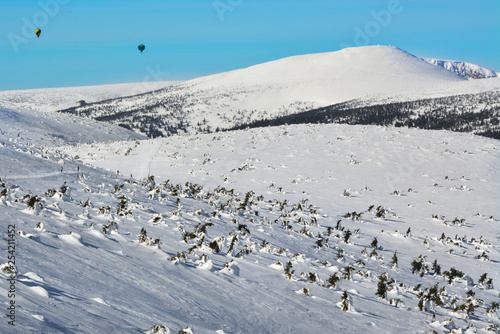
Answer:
[
  {"left": 341, "top": 290, "right": 351, "bottom": 311},
  {"left": 284, "top": 261, "right": 294, "bottom": 280},
  {"left": 390, "top": 251, "right": 398, "bottom": 268},
  {"left": 431, "top": 259, "right": 441, "bottom": 275},
  {"left": 376, "top": 273, "right": 388, "bottom": 299},
  {"left": 343, "top": 229, "right": 352, "bottom": 244},
  {"left": 326, "top": 273, "right": 340, "bottom": 289}
]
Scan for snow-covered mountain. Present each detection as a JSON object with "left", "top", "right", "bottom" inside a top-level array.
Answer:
[
  {"left": 423, "top": 58, "right": 499, "bottom": 79},
  {"left": 0, "top": 81, "right": 178, "bottom": 112},
  {"left": 57, "top": 45, "right": 500, "bottom": 137},
  {"left": 0, "top": 104, "right": 499, "bottom": 333}
]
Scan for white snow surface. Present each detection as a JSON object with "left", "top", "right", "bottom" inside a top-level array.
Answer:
[
  {"left": 0, "top": 81, "right": 179, "bottom": 112},
  {"left": 0, "top": 104, "right": 499, "bottom": 333}
]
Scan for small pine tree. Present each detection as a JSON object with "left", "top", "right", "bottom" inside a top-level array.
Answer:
[
  {"left": 376, "top": 273, "right": 388, "bottom": 299},
  {"left": 307, "top": 272, "right": 317, "bottom": 283},
  {"left": 486, "top": 301, "right": 499, "bottom": 317},
  {"left": 337, "top": 248, "right": 344, "bottom": 260},
  {"left": 443, "top": 267, "right": 464, "bottom": 284},
  {"left": 60, "top": 182, "right": 68, "bottom": 194},
  {"left": 343, "top": 229, "right": 352, "bottom": 244},
  {"left": 326, "top": 273, "right": 340, "bottom": 289},
  {"left": 370, "top": 237, "right": 378, "bottom": 249},
  {"left": 284, "top": 261, "right": 294, "bottom": 280},
  {"left": 391, "top": 251, "right": 398, "bottom": 268},
  {"left": 478, "top": 273, "right": 492, "bottom": 289},
  {"left": 335, "top": 220, "right": 341, "bottom": 230},
  {"left": 26, "top": 195, "right": 40, "bottom": 209},
  {"left": 432, "top": 259, "right": 441, "bottom": 275},
  {"left": 343, "top": 266, "right": 354, "bottom": 280},
  {"left": 341, "top": 290, "right": 351, "bottom": 311},
  {"left": 139, "top": 228, "right": 148, "bottom": 244},
  {"left": 227, "top": 235, "right": 238, "bottom": 255},
  {"left": 411, "top": 255, "right": 428, "bottom": 277}
]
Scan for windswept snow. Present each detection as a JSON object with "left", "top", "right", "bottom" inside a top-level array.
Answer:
[{"left": 0, "top": 104, "right": 499, "bottom": 333}]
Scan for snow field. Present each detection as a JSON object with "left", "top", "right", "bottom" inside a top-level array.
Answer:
[{"left": 0, "top": 103, "right": 499, "bottom": 333}]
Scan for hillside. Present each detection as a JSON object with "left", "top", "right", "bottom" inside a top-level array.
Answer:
[
  {"left": 0, "top": 105, "right": 499, "bottom": 333},
  {"left": 231, "top": 90, "right": 500, "bottom": 139},
  {"left": 57, "top": 46, "right": 500, "bottom": 138}
]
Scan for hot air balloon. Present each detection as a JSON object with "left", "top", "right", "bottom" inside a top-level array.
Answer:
[
  {"left": 35, "top": 28, "right": 41, "bottom": 38},
  {"left": 138, "top": 44, "right": 145, "bottom": 53}
]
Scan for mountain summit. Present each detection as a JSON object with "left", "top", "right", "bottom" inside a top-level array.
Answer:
[
  {"left": 185, "top": 45, "right": 466, "bottom": 106},
  {"left": 192, "top": 45, "right": 464, "bottom": 87}
]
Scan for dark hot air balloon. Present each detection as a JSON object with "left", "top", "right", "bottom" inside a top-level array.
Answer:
[{"left": 138, "top": 44, "right": 145, "bottom": 53}]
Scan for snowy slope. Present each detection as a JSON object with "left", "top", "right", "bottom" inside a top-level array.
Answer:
[
  {"left": 0, "top": 105, "right": 499, "bottom": 333},
  {"left": 0, "top": 106, "right": 146, "bottom": 146},
  {"left": 59, "top": 45, "right": 500, "bottom": 137},
  {"left": 423, "top": 58, "right": 499, "bottom": 79},
  {"left": 0, "top": 81, "right": 178, "bottom": 112}
]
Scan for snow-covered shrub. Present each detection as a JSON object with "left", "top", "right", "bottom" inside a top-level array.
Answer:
[
  {"left": 411, "top": 255, "right": 429, "bottom": 277},
  {"left": 443, "top": 267, "right": 465, "bottom": 285},
  {"left": 486, "top": 301, "right": 499, "bottom": 318},
  {"left": 138, "top": 228, "right": 160, "bottom": 247},
  {"left": 102, "top": 221, "right": 118, "bottom": 234},
  {"left": 147, "top": 324, "right": 170, "bottom": 334},
  {"left": 325, "top": 273, "right": 340, "bottom": 289},
  {"left": 478, "top": 273, "right": 493, "bottom": 289}
]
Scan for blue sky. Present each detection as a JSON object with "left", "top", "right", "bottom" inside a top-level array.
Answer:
[{"left": 1, "top": 0, "right": 499, "bottom": 90}]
